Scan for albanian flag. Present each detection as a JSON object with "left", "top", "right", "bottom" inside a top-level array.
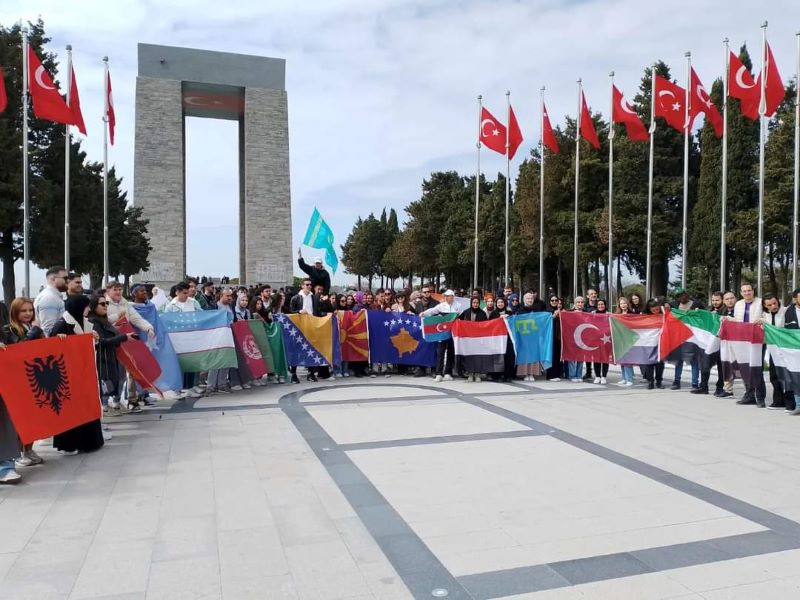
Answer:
[{"left": 0, "top": 334, "right": 101, "bottom": 444}]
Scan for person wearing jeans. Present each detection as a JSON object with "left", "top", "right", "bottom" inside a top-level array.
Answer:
[
  {"left": 420, "top": 290, "right": 459, "bottom": 382},
  {"left": 619, "top": 365, "right": 635, "bottom": 386}
]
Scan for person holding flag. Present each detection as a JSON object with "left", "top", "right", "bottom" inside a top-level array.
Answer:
[
  {"left": 298, "top": 249, "right": 331, "bottom": 295},
  {"left": 421, "top": 290, "right": 459, "bottom": 382}
]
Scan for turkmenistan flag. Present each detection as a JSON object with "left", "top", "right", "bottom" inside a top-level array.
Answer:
[
  {"left": 161, "top": 310, "right": 237, "bottom": 372},
  {"left": 421, "top": 312, "right": 458, "bottom": 342},
  {"left": 661, "top": 308, "right": 721, "bottom": 359},
  {"left": 764, "top": 324, "right": 800, "bottom": 392}
]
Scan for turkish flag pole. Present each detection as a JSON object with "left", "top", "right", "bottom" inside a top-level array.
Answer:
[
  {"left": 473, "top": 94, "right": 482, "bottom": 292},
  {"left": 645, "top": 66, "right": 657, "bottom": 300},
  {"left": 504, "top": 91, "right": 511, "bottom": 286},
  {"left": 64, "top": 45, "right": 73, "bottom": 272},
  {"left": 721, "top": 39, "right": 731, "bottom": 293},
  {"left": 794, "top": 32, "right": 800, "bottom": 292},
  {"left": 21, "top": 28, "right": 31, "bottom": 297},
  {"left": 757, "top": 23, "right": 768, "bottom": 297},
  {"left": 572, "top": 79, "right": 581, "bottom": 301},
  {"left": 681, "top": 52, "right": 691, "bottom": 292},
  {"left": 608, "top": 73, "right": 615, "bottom": 307},
  {"left": 103, "top": 57, "right": 110, "bottom": 286},
  {"left": 538, "top": 87, "right": 547, "bottom": 298}
]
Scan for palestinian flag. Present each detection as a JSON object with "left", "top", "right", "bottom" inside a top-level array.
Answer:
[
  {"left": 719, "top": 320, "right": 764, "bottom": 388},
  {"left": 161, "top": 310, "right": 238, "bottom": 372},
  {"left": 452, "top": 319, "right": 507, "bottom": 373},
  {"left": 763, "top": 324, "right": 800, "bottom": 393},
  {"left": 422, "top": 312, "right": 458, "bottom": 342},
  {"left": 609, "top": 314, "right": 663, "bottom": 365},
  {"left": 660, "top": 308, "right": 721, "bottom": 359}
]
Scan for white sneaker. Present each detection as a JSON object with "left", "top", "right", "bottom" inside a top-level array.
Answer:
[
  {"left": 191, "top": 386, "right": 205, "bottom": 394},
  {"left": 434, "top": 375, "right": 443, "bottom": 382},
  {"left": 15, "top": 455, "right": 34, "bottom": 467},
  {"left": 344, "top": 372, "right": 351, "bottom": 377},
  {"left": 242, "top": 383, "right": 252, "bottom": 389},
  {"left": 102, "top": 430, "right": 113, "bottom": 441},
  {"left": 600, "top": 377, "right": 607, "bottom": 384},
  {"left": 443, "top": 374, "right": 453, "bottom": 381},
  {"left": 625, "top": 381, "right": 634, "bottom": 386},
  {"left": 27, "top": 449, "right": 44, "bottom": 464},
  {"left": 231, "top": 385, "right": 243, "bottom": 391},
  {"left": 0, "top": 470, "right": 21, "bottom": 484},
  {"left": 549, "top": 378, "right": 561, "bottom": 382}
]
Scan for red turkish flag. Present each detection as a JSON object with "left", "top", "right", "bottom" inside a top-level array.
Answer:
[
  {"left": 728, "top": 51, "right": 759, "bottom": 120},
  {"left": 0, "top": 66, "right": 7, "bottom": 113},
  {"left": 689, "top": 68, "right": 722, "bottom": 138},
  {"left": 27, "top": 48, "right": 76, "bottom": 125},
  {"left": 542, "top": 102, "right": 559, "bottom": 154},
  {"left": 68, "top": 66, "right": 87, "bottom": 135},
  {"left": 580, "top": 92, "right": 600, "bottom": 149},
  {"left": 612, "top": 85, "right": 648, "bottom": 142},
  {"left": 753, "top": 43, "right": 785, "bottom": 118},
  {"left": 479, "top": 107, "right": 507, "bottom": 155},
  {"left": 106, "top": 69, "right": 116, "bottom": 145},
  {"left": 507, "top": 104, "right": 523, "bottom": 159},
  {"left": 0, "top": 334, "right": 101, "bottom": 445},
  {"left": 654, "top": 74, "right": 687, "bottom": 132},
  {"left": 560, "top": 311, "right": 613, "bottom": 363}
]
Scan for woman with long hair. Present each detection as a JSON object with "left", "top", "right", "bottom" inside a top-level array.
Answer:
[
  {"left": 458, "top": 296, "right": 488, "bottom": 382},
  {"left": 629, "top": 292, "right": 644, "bottom": 314},
  {"left": 592, "top": 299, "right": 610, "bottom": 384},
  {"left": 546, "top": 295, "right": 563, "bottom": 381},
  {"left": 642, "top": 299, "right": 665, "bottom": 389}
]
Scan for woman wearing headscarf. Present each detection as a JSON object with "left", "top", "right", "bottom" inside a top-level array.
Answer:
[
  {"left": 49, "top": 295, "right": 106, "bottom": 454},
  {"left": 591, "top": 299, "right": 610, "bottom": 384},
  {"left": 458, "top": 297, "right": 488, "bottom": 382},
  {"left": 151, "top": 286, "right": 169, "bottom": 311},
  {"left": 515, "top": 292, "right": 545, "bottom": 381},
  {"left": 508, "top": 293, "right": 521, "bottom": 314},
  {"left": 546, "top": 294, "right": 563, "bottom": 381}
]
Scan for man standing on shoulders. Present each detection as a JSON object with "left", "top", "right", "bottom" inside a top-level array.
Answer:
[
  {"left": 421, "top": 289, "right": 459, "bottom": 382},
  {"left": 733, "top": 282, "right": 765, "bottom": 407},
  {"left": 34, "top": 266, "right": 67, "bottom": 336},
  {"left": 297, "top": 248, "right": 331, "bottom": 294}
]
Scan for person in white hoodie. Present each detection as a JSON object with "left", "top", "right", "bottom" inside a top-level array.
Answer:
[
  {"left": 732, "top": 282, "right": 765, "bottom": 406},
  {"left": 421, "top": 289, "right": 458, "bottom": 382}
]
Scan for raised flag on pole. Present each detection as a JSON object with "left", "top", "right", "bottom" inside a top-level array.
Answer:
[
  {"left": 0, "top": 66, "right": 7, "bottom": 113},
  {"left": 161, "top": 310, "right": 237, "bottom": 372},
  {"left": 689, "top": 68, "right": 723, "bottom": 138},
  {"left": 654, "top": 74, "right": 687, "bottom": 132},
  {"left": 728, "top": 51, "right": 759, "bottom": 120},
  {"left": 68, "top": 65, "right": 87, "bottom": 135},
  {"left": 479, "top": 106, "right": 507, "bottom": 155},
  {"left": 452, "top": 319, "right": 508, "bottom": 373},
  {"left": 421, "top": 313, "right": 458, "bottom": 342},
  {"left": 507, "top": 105, "right": 524, "bottom": 159},
  {"left": 0, "top": 335, "right": 102, "bottom": 445},
  {"left": 105, "top": 67, "right": 116, "bottom": 145},
  {"left": 612, "top": 85, "right": 648, "bottom": 142},
  {"left": 27, "top": 47, "right": 77, "bottom": 125},
  {"left": 610, "top": 314, "right": 663, "bottom": 365},
  {"left": 542, "top": 102, "right": 560, "bottom": 153},
  {"left": 580, "top": 91, "right": 601, "bottom": 149},
  {"left": 302, "top": 207, "right": 338, "bottom": 273},
  {"left": 754, "top": 42, "right": 785, "bottom": 118},
  {"left": 719, "top": 320, "right": 764, "bottom": 389}
]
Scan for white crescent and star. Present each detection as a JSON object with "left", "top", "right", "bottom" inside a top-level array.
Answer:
[
  {"left": 619, "top": 95, "right": 637, "bottom": 116},
  {"left": 573, "top": 323, "right": 599, "bottom": 351},
  {"left": 481, "top": 118, "right": 500, "bottom": 138},
  {"left": 735, "top": 66, "right": 756, "bottom": 90},
  {"left": 695, "top": 84, "right": 713, "bottom": 109},
  {"left": 34, "top": 66, "right": 55, "bottom": 90}
]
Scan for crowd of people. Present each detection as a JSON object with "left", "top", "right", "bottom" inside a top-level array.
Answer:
[{"left": 0, "top": 250, "right": 796, "bottom": 485}]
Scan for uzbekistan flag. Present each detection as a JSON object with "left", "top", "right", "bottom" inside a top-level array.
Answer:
[
  {"left": 719, "top": 320, "right": 764, "bottom": 387},
  {"left": 452, "top": 319, "right": 508, "bottom": 373},
  {"left": 610, "top": 314, "right": 663, "bottom": 365},
  {"left": 161, "top": 310, "right": 237, "bottom": 372},
  {"left": 764, "top": 324, "right": 800, "bottom": 393},
  {"left": 660, "top": 308, "right": 720, "bottom": 359},
  {"left": 422, "top": 312, "right": 458, "bottom": 342}
]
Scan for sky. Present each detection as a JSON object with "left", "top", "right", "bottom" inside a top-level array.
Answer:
[{"left": 2, "top": 0, "right": 799, "bottom": 293}]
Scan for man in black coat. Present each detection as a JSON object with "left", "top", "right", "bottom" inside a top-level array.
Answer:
[
  {"left": 288, "top": 278, "right": 322, "bottom": 383},
  {"left": 297, "top": 248, "right": 332, "bottom": 294}
]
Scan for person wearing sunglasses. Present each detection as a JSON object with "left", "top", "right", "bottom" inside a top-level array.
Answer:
[
  {"left": 288, "top": 278, "right": 322, "bottom": 383},
  {"left": 33, "top": 265, "right": 68, "bottom": 336}
]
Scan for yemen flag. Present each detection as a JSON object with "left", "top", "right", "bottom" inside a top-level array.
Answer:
[
  {"left": 610, "top": 314, "right": 663, "bottom": 365},
  {"left": 422, "top": 312, "right": 458, "bottom": 342},
  {"left": 719, "top": 320, "right": 764, "bottom": 387},
  {"left": 452, "top": 319, "right": 507, "bottom": 373},
  {"left": 660, "top": 308, "right": 721, "bottom": 360},
  {"left": 764, "top": 324, "right": 800, "bottom": 393},
  {"left": 161, "top": 310, "right": 238, "bottom": 372}
]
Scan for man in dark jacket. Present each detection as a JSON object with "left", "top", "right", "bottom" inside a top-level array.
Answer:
[
  {"left": 414, "top": 284, "right": 439, "bottom": 314},
  {"left": 288, "top": 278, "right": 322, "bottom": 383},
  {"left": 297, "top": 248, "right": 332, "bottom": 294},
  {"left": 669, "top": 288, "right": 705, "bottom": 390}
]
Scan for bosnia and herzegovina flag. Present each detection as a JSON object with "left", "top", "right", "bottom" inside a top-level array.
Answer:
[
  {"left": 303, "top": 207, "right": 338, "bottom": 273},
  {"left": 275, "top": 313, "right": 340, "bottom": 367},
  {"left": 452, "top": 319, "right": 507, "bottom": 373},
  {"left": 764, "top": 323, "right": 800, "bottom": 392},
  {"left": 609, "top": 314, "right": 663, "bottom": 365},
  {"left": 366, "top": 310, "right": 436, "bottom": 367}
]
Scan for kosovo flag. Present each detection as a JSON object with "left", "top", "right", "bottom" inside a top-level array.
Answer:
[
  {"left": 366, "top": 310, "right": 437, "bottom": 367},
  {"left": 275, "top": 313, "right": 340, "bottom": 367}
]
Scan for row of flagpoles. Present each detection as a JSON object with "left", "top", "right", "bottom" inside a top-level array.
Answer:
[
  {"left": 475, "top": 23, "right": 799, "bottom": 301},
  {"left": 0, "top": 28, "right": 116, "bottom": 295}
]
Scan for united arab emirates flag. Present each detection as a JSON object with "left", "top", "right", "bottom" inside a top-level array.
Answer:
[
  {"left": 609, "top": 314, "right": 662, "bottom": 365},
  {"left": 660, "top": 308, "right": 721, "bottom": 359},
  {"left": 719, "top": 320, "right": 764, "bottom": 388},
  {"left": 421, "top": 312, "right": 458, "bottom": 342},
  {"left": 452, "top": 319, "right": 507, "bottom": 373},
  {"left": 764, "top": 324, "right": 800, "bottom": 393}
]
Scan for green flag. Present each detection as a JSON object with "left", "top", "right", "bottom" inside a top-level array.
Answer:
[
  {"left": 264, "top": 321, "right": 289, "bottom": 379},
  {"left": 302, "top": 208, "right": 338, "bottom": 273},
  {"left": 248, "top": 320, "right": 275, "bottom": 373}
]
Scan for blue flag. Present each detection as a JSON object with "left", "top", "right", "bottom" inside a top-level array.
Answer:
[
  {"left": 132, "top": 301, "right": 183, "bottom": 391},
  {"left": 366, "top": 310, "right": 437, "bottom": 367},
  {"left": 302, "top": 207, "right": 338, "bottom": 273},
  {"left": 506, "top": 312, "right": 553, "bottom": 369}
]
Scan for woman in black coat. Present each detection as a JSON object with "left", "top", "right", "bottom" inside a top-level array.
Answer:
[
  {"left": 458, "top": 297, "right": 489, "bottom": 382},
  {"left": 546, "top": 295, "right": 563, "bottom": 381}
]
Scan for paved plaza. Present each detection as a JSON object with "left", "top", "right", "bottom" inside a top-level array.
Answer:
[{"left": 2, "top": 372, "right": 800, "bottom": 599}]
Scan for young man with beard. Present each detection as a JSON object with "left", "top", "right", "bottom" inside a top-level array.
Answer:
[
  {"left": 34, "top": 266, "right": 68, "bottom": 335},
  {"left": 693, "top": 291, "right": 724, "bottom": 396}
]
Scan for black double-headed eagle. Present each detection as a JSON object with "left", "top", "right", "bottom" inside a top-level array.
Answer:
[{"left": 24, "top": 354, "right": 71, "bottom": 415}]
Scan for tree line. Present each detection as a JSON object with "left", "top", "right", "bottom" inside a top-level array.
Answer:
[
  {"left": 341, "top": 46, "right": 798, "bottom": 300},
  {"left": 0, "top": 20, "right": 150, "bottom": 303}
]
